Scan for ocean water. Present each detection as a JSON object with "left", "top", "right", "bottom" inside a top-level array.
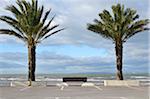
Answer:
[{"left": 0, "top": 73, "right": 149, "bottom": 81}]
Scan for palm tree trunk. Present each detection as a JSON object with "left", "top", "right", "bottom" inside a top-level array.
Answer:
[
  {"left": 28, "top": 44, "right": 36, "bottom": 81},
  {"left": 115, "top": 41, "right": 123, "bottom": 80}
]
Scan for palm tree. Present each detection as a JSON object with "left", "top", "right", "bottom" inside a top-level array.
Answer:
[
  {"left": 87, "top": 4, "right": 149, "bottom": 80},
  {"left": 0, "top": 0, "right": 64, "bottom": 82}
]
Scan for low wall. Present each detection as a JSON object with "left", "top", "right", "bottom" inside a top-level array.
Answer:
[
  {"left": 104, "top": 80, "right": 139, "bottom": 86},
  {"left": 11, "top": 81, "right": 46, "bottom": 87}
]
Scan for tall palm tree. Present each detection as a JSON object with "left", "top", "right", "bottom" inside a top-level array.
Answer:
[
  {"left": 0, "top": 0, "right": 64, "bottom": 82},
  {"left": 87, "top": 4, "right": 149, "bottom": 80}
]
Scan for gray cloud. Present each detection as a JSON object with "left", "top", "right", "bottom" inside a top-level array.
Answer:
[
  {"left": 0, "top": 61, "right": 24, "bottom": 69},
  {"left": 0, "top": 0, "right": 149, "bottom": 48},
  {"left": 0, "top": 52, "right": 27, "bottom": 62},
  {"left": 0, "top": 49, "right": 148, "bottom": 73}
]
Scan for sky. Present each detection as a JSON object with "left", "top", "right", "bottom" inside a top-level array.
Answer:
[{"left": 0, "top": 0, "right": 149, "bottom": 74}]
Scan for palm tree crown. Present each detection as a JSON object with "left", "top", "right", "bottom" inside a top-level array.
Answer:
[
  {"left": 88, "top": 4, "right": 149, "bottom": 43},
  {"left": 0, "top": 0, "right": 64, "bottom": 45}
]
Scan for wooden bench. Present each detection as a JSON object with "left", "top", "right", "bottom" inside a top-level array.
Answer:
[{"left": 63, "top": 77, "right": 87, "bottom": 82}]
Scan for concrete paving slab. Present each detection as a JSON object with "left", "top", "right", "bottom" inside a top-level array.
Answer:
[{"left": 0, "top": 86, "right": 149, "bottom": 99}]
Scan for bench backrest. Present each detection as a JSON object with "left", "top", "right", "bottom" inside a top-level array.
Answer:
[{"left": 63, "top": 77, "right": 87, "bottom": 82}]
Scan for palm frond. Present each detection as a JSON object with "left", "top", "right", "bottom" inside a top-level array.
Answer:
[
  {"left": 6, "top": 5, "right": 21, "bottom": 17},
  {"left": 41, "top": 28, "right": 65, "bottom": 41},
  {"left": 37, "top": 6, "right": 44, "bottom": 23},
  {"left": 42, "top": 15, "right": 56, "bottom": 31},
  {"left": 35, "top": 24, "right": 61, "bottom": 42},
  {"left": 42, "top": 9, "right": 51, "bottom": 24},
  {"left": 0, "top": 16, "right": 27, "bottom": 38},
  {"left": 99, "top": 10, "right": 114, "bottom": 24},
  {"left": 0, "top": 29, "right": 27, "bottom": 41},
  {"left": 87, "top": 23, "right": 114, "bottom": 41},
  {"left": 123, "top": 19, "right": 150, "bottom": 41},
  {"left": 16, "top": 0, "right": 25, "bottom": 14}
]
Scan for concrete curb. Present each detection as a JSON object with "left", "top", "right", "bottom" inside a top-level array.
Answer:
[{"left": 104, "top": 80, "right": 140, "bottom": 86}]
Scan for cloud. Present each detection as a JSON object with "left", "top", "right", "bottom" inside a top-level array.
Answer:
[
  {"left": 0, "top": 49, "right": 148, "bottom": 74},
  {"left": 0, "top": 61, "right": 24, "bottom": 69},
  {"left": 0, "top": 0, "right": 149, "bottom": 48},
  {"left": 39, "top": 0, "right": 149, "bottom": 49}
]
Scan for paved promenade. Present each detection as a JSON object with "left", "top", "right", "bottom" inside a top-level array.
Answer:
[{"left": 0, "top": 86, "right": 149, "bottom": 99}]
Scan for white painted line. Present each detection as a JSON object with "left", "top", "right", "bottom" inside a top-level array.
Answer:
[
  {"left": 126, "top": 85, "right": 143, "bottom": 91},
  {"left": 106, "top": 97, "right": 120, "bottom": 99},
  {"left": 106, "top": 97, "right": 128, "bottom": 99},
  {"left": 44, "top": 97, "right": 71, "bottom": 99},
  {"left": 119, "top": 97, "right": 128, "bottom": 99},
  {"left": 81, "top": 83, "right": 95, "bottom": 87},
  {"left": 60, "top": 86, "right": 64, "bottom": 90},
  {"left": 20, "top": 87, "right": 31, "bottom": 91},
  {"left": 93, "top": 85, "right": 103, "bottom": 91},
  {"left": 56, "top": 83, "right": 68, "bottom": 91},
  {"left": 81, "top": 83, "right": 103, "bottom": 91},
  {"left": 55, "top": 97, "right": 59, "bottom": 99}
]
